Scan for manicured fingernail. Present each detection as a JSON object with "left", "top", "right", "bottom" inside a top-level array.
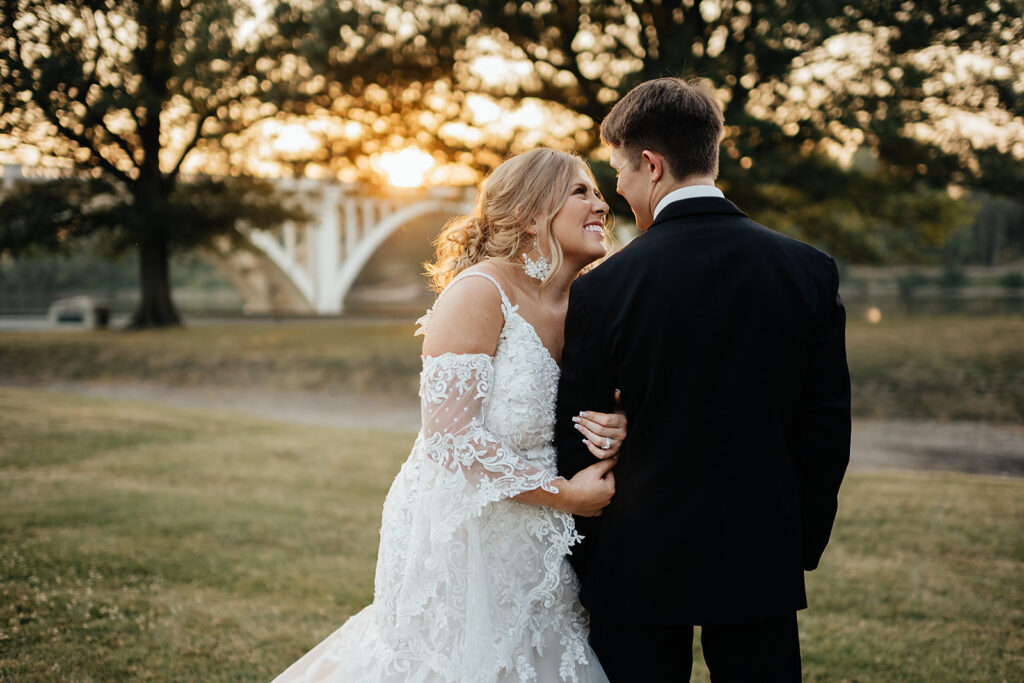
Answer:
[
  {"left": 574, "top": 424, "right": 581, "bottom": 431},
  {"left": 571, "top": 416, "right": 580, "bottom": 423},
  {"left": 582, "top": 438, "right": 588, "bottom": 444},
  {"left": 578, "top": 411, "right": 586, "bottom": 416}
]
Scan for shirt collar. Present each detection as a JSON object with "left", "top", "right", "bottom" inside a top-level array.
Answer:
[{"left": 653, "top": 185, "right": 725, "bottom": 220}]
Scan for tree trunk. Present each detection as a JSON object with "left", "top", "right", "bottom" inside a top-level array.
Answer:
[{"left": 128, "top": 235, "right": 182, "bottom": 328}]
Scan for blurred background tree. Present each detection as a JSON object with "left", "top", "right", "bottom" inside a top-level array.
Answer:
[
  {"left": 256, "top": 0, "right": 1023, "bottom": 264},
  {"left": 2, "top": 0, "right": 1022, "bottom": 323},
  {"left": 0, "top": 0, "right": 467, "bottom": 326},
  {"left": 446, "top": 0, "right": 1023, "bottom": 262}
]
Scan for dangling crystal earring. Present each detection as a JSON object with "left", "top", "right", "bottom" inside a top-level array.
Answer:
[{"left": 522, "top": 237, "right": 552, "bottom": 281}]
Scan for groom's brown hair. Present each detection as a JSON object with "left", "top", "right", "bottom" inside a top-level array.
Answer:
[{"left": 600, "top": 78, "right": 724, "bottom": 180}]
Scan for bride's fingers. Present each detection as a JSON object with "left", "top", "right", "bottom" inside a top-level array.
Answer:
[
  {"left": 575, "top": 422, "right": 625, "bottom": 453},
  {"left": 583, "top": 435, "right": 618, "bottom": 459},
  {"left": 577, "top": 413, "right": 622, "bottom": 440},
  {"left": 574, "top": 413, "right": 626, "bottom": 439},
  {"left": 575, "top": 420, "right": 609, "bottom": 447},
  {"left": 577, "top": 410, "right": 615, "bottom": 428},
  {"left": 583, "top": 438, "right": 610, "bottom": 459}
]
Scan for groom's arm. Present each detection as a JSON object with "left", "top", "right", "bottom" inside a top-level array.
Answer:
[
  {"left": 792, "top": 255, "right": 851, "bottom": 571},
  {"left": 556, "top": 280, "right": 616, "bottom": 479}
]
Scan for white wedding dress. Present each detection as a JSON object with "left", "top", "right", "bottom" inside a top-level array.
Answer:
[{"left": 274, "top": 271, "right": 608, "bottom": 683}]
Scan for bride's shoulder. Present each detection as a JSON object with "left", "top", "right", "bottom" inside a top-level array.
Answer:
[{"left": 420, "top": 266, "right": 507, "bottom": 358}]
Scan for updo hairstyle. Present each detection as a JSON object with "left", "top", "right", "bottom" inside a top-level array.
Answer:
[{"left": 426, "top": 148, "right": 594, "bottom": 292}]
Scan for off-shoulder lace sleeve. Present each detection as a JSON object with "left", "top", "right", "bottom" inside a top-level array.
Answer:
[
  {"left": 366, "top": 352, "right": 581, "bottom": 681},
  {"left": 418, "top": 353, "right": 561, "bottom": 502}
]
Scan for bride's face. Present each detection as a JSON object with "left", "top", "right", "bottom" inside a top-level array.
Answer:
[{"left": 548, "top": 169, "right": 609, "bottom": 269}]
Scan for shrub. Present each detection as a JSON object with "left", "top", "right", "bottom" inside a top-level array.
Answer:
[
  {"left": 998, "top": 271, "right": 1024, "bottom": 290},
  {"left": 936, "top": 265, "right": 968, "bottom": 289}
]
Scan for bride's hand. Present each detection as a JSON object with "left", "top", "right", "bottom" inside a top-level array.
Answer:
[
  {"left": 574, "top": 389, "right": 627, "bottom": 459},
  {"left": 561, "top": 458, "right": 616, "bottom": 517}
]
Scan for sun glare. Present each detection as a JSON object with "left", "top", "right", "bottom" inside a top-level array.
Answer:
[
  {"left": 375, "top": 148, "right": 436, "bottom": 188},
  {"left": 270, "top": 123, "right": 318, "bottom": 156}
]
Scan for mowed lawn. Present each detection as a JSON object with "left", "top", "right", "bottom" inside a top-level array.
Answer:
[
  {"left": 1, "top": 387, "right": 1022, "bottom": 681},
  {"left": 0, "top": 314, "right": 1022, "bottom": 422},
  {"left": 0, "top": 387, "right": 412, "bottom": 681}
]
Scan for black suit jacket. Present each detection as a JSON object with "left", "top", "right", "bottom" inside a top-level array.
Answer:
[{"left": 555, "top": 197, "right": 850, "bottom": 625}]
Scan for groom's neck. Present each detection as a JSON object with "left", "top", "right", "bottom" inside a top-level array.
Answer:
[{"left": 657, "top": 174, "right": 718, "bottom": 201}]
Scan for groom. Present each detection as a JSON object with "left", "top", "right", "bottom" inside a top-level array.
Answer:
[{"left": 555, "top": 78, "right": 851, "bottom": 680}]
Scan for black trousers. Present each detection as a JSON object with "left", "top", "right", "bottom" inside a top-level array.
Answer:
[{"left": 589, "top": 612, "right": 801, "bottom": 682}]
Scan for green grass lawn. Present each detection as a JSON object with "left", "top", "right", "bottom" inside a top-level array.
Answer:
[
  {"left": 0, "top": 320, "right": 424, "bottom": 399},
  {"left": 1, "top": 387, "right": 1022, "bottom": 681},
  {"left": 1, "top": 315, "right": 1022, "bottom": 422},
  {"left": 845, "top": 315, "right": 1024, "bottom": 422}
]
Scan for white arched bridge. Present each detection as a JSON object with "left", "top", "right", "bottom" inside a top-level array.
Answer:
[
  {"left": 204, "top": 178, "right": 474, "bottom": 314},
  {"left": 2, "top": 165, "right": 475, "bottom": 314}
]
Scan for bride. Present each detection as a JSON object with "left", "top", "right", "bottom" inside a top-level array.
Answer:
[{"left": 274, "top": 149, "right": 624, "bottom": 682}]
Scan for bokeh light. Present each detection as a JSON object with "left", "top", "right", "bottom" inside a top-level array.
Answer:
[{"left": 374, "top": 148, "right": 436, "bottom": 188}]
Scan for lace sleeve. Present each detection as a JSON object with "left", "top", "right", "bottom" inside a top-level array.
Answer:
[
  {"left": 372, "top": 352, "right": 575, "bottom": 674},
  {"left": 418, "top": 353, "right": 561, "bottom": 502}
]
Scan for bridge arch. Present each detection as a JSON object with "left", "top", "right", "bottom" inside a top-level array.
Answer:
[
  {"left": 241, "top": 180, "right": 474, "bottom": 314},
  {"left": 328, "top": 198, "right": 463, "bottom": 310}
]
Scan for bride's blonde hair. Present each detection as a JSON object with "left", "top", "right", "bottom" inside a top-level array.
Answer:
[{"left": 426, "top": 148, "right": 597, "bottom": 292}]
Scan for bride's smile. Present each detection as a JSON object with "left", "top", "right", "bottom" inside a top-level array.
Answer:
[{"left": 550, "top": 170, "right": 609, "bottom": 269}]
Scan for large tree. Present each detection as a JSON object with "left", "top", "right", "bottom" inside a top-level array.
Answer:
[
  {"left": 446, "top": 0, "right": 1023, "bottom": 261},
  {"left": 4, "top": 0, "right": 1020, "bottom": 321},
  {"left": 0, "top": 0, "right": 467, "bottom": 326}
]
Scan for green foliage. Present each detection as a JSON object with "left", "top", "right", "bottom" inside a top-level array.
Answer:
[
  {"left": 454, "top": 1, "right": 1022, "bottom": 179},
  {"left": 896, "top": 271, "right": 933, "bottom": 298},
  {"left": 0, "top": 240, "right": 242, "bottom": 312},
  {"left": 2, "top": 0, "right": 1021, "bottom": 321},
  {"left": 0, "top": 176, "right": 297, "bottom": 257},
  {"left": 936, "top": 265, "right": 968, "bottom": 289},
  {"left": 451, "top": 1, "right": 1022, "bottom": 260},
  {"left": 951, "top": 196, "right": 1024, "bottom": 266},
  {"left": 0, "top": 0, "right": 448, "bottom": 326},
  {"left": 999, "top": 271, "right": 1024, "bottom": 290},
  {"left": 749, "top": 173, "right": 973, "bottom": 263},
  {"left": 0, "top": 177, "right": 125, "bottom": 257}
]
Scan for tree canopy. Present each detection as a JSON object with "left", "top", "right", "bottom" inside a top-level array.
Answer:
[
  {"left": 0, "top": 0, "right": 466, "bottom": 325},
  {"left": 211, "top": 0, "right": 1024, "bottom": 263},
  {"left": 2, "top": 1, "right": 1021, "bottom": 326},
  {"left": 443, "top": 0, "right": 1022, "bottom": 261}
]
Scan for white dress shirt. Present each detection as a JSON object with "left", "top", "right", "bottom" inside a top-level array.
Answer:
[{"left": 652, "top": 185, "right": 725, "bottom": 221}]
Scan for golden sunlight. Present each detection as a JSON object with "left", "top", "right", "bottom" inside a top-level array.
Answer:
[
  {"left": 375, "top": 148, "right": 436, "bottom": 188},
  {"left": 269, "top": 122, "right": 319, "bottom": 156}
]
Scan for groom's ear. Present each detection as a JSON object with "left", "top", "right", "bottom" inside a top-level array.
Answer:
[{"left": 640, "top": 150, "right": 665, "bottom": 182}]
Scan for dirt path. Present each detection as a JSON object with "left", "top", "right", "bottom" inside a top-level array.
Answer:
[{"left": 20, "top": 380, "right": 1024, "bottom": 478}]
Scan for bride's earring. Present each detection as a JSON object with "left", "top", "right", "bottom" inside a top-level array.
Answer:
[{"left": 522, "top": 237, "right": 552, "bottom": 281}]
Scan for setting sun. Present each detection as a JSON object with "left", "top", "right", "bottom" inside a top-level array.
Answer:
[{"left": 375, "top": 148, "right": 436, "bottom": 188}]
